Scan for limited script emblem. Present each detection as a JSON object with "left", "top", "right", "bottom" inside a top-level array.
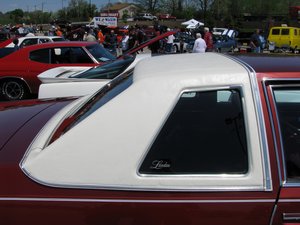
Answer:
[{"left": 150, "top": 160, "right": 171, "bottom": 170}]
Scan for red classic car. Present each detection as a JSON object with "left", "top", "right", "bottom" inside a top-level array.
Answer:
[
  {"left": 0, "top": 41, "right": 116, "bottom": 100},
  {"left": 1, "top": 53, "right": 300, "bottom": 225},
  {"left": 0, "top": 31, "right": 175, "bottom": 101}
]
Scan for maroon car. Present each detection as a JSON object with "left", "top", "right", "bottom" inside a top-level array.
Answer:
[{"left": 1, "top": 53, "right": 300, "bottom": 225}]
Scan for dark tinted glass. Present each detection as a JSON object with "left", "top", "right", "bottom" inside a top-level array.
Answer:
[
  {"left": 73, "top": 56, "right": 135, "bottom": 79},
  {"left": 29, "top": 48, "right": 50, "bottom": 63},
  {"left": 51, "top": 47, "right": 93, "bottom": 64},
  {"left": 86, "top": 44, "right": 116, "bottom": 62},
  {"left": 20, "top": 39, "right": 38, "bottom": 47},
  {"left": 282, "top": 29, "right": 290, "bottom": 35},
  {"left": 272, "top": 29, "right": 280, "bottom": 35},
  {"left": 139, "top": 90, "right": 248, "bottom": 174},
  {"left": 273, "top": 88, "right": 300, "bottom": 182}
]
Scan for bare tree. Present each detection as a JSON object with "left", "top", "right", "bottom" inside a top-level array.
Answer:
[{"left": 133, "top": 0, "right": 160, "bottom": 12}]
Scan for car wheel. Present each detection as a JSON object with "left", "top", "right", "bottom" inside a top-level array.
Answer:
[{"left": 1, "top": 80, "right": 27, "bottom": 100}]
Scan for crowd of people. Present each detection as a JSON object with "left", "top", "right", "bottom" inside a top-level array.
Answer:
[{"left": 1, "top": 21, "right": 269, "bottom": 56}]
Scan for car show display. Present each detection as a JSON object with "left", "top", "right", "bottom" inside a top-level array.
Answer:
[
  {"left": 1, "top": 53, "right": 300, "bottom": 224},
  {"left": 0, "top": 31, "right": 175, "bottom": 101},
  {"left": 0, "top": 41, "right": 116, "bottom": 100}
]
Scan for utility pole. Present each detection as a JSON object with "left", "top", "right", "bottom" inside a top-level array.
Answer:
[
  {"left": 42, "top": 2, "right": 45, "bottom": 12},
  {"left": 89, "top": 0, "right": 92, "bottom": 17}
]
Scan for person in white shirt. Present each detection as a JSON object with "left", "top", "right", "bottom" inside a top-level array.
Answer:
[
  {"left": 192, "top": 33, "right": 207, "bottom": 53},
  {"left": 166, "top": 28, "right": 175, "bottom": 53}
]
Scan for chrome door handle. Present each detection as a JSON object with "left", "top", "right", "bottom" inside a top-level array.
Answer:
[{"left": 283, "top": 213, "right": 300, "bottom": 222}]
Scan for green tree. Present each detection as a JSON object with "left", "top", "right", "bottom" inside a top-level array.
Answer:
[
  {"left": 66, "top": 0, "right": 96, "bottom": 21},
  {"left": 8, "top": 9, "right": 24, "bottom": 24}
]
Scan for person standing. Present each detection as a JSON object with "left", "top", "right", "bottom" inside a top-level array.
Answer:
[
  {"left": 250, "top": 29, "right": 261, "bottom": 53},
  {"left": 55, "top": 27, "right": 63, "bottom": 37},
  {"left": 84, "top": 29, "right": 97, "bottom": 42},
  {"left": 104, "top": 29, "right": 117, "bottom": 54},
  {"left": 203, "top": 27, "right": 213, "bottom": 52},
  {"left": 128, "top": 29, "right": 138, "bottom": 50},
  {"left": 192, "top": 33, "right": 207, "bottom": 53},
  {"left": 97, "top": 29, "right": 104, "bottom": 45},
  {"left": 166, "top": 28, "right": 175, "bottom": 53}
]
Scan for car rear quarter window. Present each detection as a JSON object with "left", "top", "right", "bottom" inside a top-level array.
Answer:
[
  {"left": 29, "top": 48, "right": 51, "bottom": 63},
  {"left": 273, "top": 88, "right": 300, "bottom": 182},
  {"left": 139, "top": 89, "right": 248, "bottom": 175},
  {"left": 51, "top": 47, "right": 94, "bottom": 64}
]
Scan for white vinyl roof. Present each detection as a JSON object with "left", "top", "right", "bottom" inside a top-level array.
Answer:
[{"left": 21, "top": 53, "right": 267, "bottom": 191}]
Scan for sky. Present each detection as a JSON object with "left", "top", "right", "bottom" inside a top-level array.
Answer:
[{"left": 0, "top": 0, "right": 129, "bottom": 13}]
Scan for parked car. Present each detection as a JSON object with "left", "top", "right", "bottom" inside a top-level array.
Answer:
[
  {"left": 212, "top": 27, "right": 226, "bottom": 36},
  {"left": 37, "top": 53, "right": 151, "bottom": 99},
  {"left": 4, "top": 36, "right": 65, "bottom": 48},
  {"left": 158, "top": 14, "right": 176, "bottom": 20},
  {"left": 0, "top": 41, "right": 116, "bottom": 100},
  {"left": 2, "top": 53, "right": 300, "bottom": 224},
  {"left": 267, "top": 26, "right": 300, "bottom": 52},
  {"left": 0, "top": 31, "right": 175, "bottom": 101},
  {"left": 134, "top": 13, "right": 157, "bottom": 21},
  {"left": 36, "top": 30, "right": 175, "bottom": 99},
  {"left": 213, "top": 29, "right": 238, "bottom": 52}
]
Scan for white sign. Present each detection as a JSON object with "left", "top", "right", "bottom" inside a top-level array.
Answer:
[{"left": 98, "top": 17, "right": 117, "bottom": 27}]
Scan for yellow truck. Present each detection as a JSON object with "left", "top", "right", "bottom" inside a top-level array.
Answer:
[{"left": 268, "top": 26, "right": 300, "bottom": 52}]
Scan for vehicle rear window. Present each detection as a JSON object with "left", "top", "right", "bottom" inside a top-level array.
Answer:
[
  {"left": 73, "top": 56, "right": 135, "bottom": 79},
  {"left": 273, "top": 88, "right": 300, "bottom": 182},
  {"left": 86, "top": 44, "right": 116, "bottom": 62},
  {"left": 30, "top": 48, "right": 51, "bottom": 63},
  {"left": 139, "top": 89, "right": 248, "bottom": 175}
]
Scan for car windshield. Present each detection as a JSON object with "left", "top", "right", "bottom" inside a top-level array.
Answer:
[
  {"left": 86, "top": 44, "right": 117, "bottom": 62},
  {"left": 71, "top": 55, "right": 135, "bottom": 79}
]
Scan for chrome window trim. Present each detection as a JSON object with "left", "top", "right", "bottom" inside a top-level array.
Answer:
[
  {"left": 262, "top": 80, "right": 283, "bottom": 187},
  {"left": 280, "top": 199, "right": 300, "bottom": 203},
  {"left": 226, "top": 55, "right": 273, "bottom": 191},
  {"left": 263, "top": 79, "right": 300, "bottom": 187},
  {"left": 137, "top": 85, "right": 250, "bottom": 178},
  {"left": 135, "top": 82, "right": 269, "bottom": 192}
]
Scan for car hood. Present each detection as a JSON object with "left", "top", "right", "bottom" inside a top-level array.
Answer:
[{"left": 0, "top": 99, "right": 75, "bottom": 152}]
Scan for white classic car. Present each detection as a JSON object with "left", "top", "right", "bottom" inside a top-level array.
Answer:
[
  {"left": 37, "top": 31, "right": 176, "bottom": 99},
  {"left": 5, "top": 35, "right": 65, "bottom": 48},
  {"left": 38, "top": 53, "right": 151, "bottom": 99}
]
